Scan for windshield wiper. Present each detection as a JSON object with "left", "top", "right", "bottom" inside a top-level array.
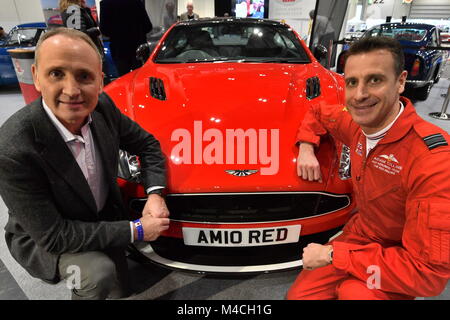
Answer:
[
  {"left": 241, "top": 58, "right": 309, "bottom": 63},
  {"left": 182, "top": 57, "right": 247, "bottom": 63},
  {"left": 156, "top": 57, "right": 310, "bottom": 64}
]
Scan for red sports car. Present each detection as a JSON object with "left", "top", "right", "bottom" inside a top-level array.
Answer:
[{"left": 105, "top": 18, "right": 354, "bottom": 273}]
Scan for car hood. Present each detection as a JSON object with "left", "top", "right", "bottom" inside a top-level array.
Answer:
[
  {"left": 113, "top": 62, "right": 343, "bottom": 193},
  {"left": 136, "top": 62, "right": 311, "bottom": 114}
]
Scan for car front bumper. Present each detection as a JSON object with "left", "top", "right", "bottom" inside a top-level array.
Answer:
[
  {"left": 127, "top": 191, "right": 353, "bottom": 274},
  {"left": 406, "top": 79, "right": 433, "bottom": 88}
]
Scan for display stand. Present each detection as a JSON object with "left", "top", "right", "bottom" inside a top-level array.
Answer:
[
  {"left": 7, "top": 48, "right": 41, "bottom": 105},
  {"left": 429, "top": 83, "right": 450, "bottom": 121}
]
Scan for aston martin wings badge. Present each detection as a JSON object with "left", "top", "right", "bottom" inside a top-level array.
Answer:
[{"left": 225, "top": 169, "right": 258, "bottom": 177}]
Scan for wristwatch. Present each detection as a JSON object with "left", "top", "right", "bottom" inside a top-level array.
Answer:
[
  {"left": 328, "top": 248, "right": 334, "bottom": 264},
  {"left": 146, "top": 188, "right": 164, "bottom": 196}
]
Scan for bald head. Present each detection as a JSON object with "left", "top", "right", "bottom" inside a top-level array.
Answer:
[{"left": 186, "top": 1, "right": 194, "bottom": 13}]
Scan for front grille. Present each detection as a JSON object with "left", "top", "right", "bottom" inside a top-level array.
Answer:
[
  {"left": 129, "top": 192, "right": 350, "bottom": 222},
  {"left": 147, "top": 226, "right": 343, "bottom": 268}
]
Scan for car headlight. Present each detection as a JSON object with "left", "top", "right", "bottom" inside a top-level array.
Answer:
[{"left": 118, "top": 150, "right": 141, "bottom": 183}]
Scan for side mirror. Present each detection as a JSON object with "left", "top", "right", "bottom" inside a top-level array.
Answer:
[
  {"left": 313, "top": 44, "right": 328, "bottom": 61},
  {"left": 136, "top": 42, "right": 158, "bottom": 66},
  {"left": 136, "top": 42, "right": 151, "bottom": 66}
]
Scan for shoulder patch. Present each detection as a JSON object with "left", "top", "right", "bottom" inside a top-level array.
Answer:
[
  {"left": 413, "top": 120, "right": 449, "bottom": 151},
  {"left": 423, "top": 133, "right": 448, "bottom": 150}
]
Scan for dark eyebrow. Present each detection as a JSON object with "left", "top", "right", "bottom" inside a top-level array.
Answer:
[
  {"left": 77, "top": 67, "right": 96, "bottom": 75},
  {"left": 345, "top": 77, "right": 357, "bottom": 83},
  {"left": 366, "top": 73, "right": 386, "bottom": 79},
  {"left": 345, "top": 73, "right": 386, "bottom": 83}
]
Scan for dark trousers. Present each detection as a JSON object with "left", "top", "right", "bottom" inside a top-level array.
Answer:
[{"left": 111, "top": 48, "right": 141, "bottom": 77}]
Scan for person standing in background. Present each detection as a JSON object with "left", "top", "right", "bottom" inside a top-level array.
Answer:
[
  {"left": 99, "top": 0, "right": 152, "bottom": 76},
  {"left": 180, "top": 1, "right": 199, "bottom": 21},
  {"left": 163, "top": 1, "right": 177, "bottom": 30},
  {"left": 59, "top": 0, "right": 113, "bottom": 83},
  {"left": 59, "top": 0, "right": 104, "bottom": 58}
]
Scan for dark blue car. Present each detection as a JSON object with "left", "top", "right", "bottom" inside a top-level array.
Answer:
[
  {"left": 0, "top": 22, "right": 118, "bottom": 86},
  {"left": 0, "top": 23, "right": 46, "bottom": 86},
  {"left": 337, "top": 23, "right": 446, "bottom": 100}
]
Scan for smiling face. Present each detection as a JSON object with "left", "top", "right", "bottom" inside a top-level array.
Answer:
[
  {"left": 344, "top": 49, "right": 407, "bottom": 134},
  {"left": 32, "top": 34, "right": 103, "bottom": 134}
]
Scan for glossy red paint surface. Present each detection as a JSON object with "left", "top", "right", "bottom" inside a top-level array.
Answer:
[
  {"left": 106, "top": 64, "right": 350, "bottom": 195},
  {"left": 106, "top": 21, "right": 353, "bottom": 266}
]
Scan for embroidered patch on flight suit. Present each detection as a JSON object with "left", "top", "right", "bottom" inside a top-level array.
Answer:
[{"left": 372, "top": 154, "right": 403, "bottom": 175}]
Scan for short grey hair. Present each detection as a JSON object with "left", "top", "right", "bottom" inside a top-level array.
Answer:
[{"left": 35, "top": 27, "right": 102, "bottom": 68}]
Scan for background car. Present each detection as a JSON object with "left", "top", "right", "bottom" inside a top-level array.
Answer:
[
  {"left": 440, "top": 31, "right": 450, "bottom": 44},
  {"left": 105, "top": 18, "right": 355, "bottom": 274},
  {"left": 0, "top": 22, "right": 46, "bottom": 86},
  {"left": 336, "top": 22, "right": 446, "bottom": 100},
  {"left": 0, "top": 22, "right": 118, "bottom": 86}
]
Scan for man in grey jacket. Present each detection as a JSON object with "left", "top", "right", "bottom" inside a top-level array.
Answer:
[
  {"left": 180, "top": 1, "right": 199, "bottom": 21},
  {"left": 0, "top": 28, "right": 169, "bottom": 300}
]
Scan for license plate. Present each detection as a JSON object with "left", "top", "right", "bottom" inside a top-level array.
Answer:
[{"left": 182, "top": 225, "right": 301, "bottom": 247}]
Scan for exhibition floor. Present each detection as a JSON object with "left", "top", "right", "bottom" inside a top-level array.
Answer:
[{"left": 1, "top": 67, "right": 449, "bottom": 300}]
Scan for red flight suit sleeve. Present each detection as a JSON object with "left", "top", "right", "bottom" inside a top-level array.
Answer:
[
  {"left": 296, "top": 102, "right": 356, "bottom": 147},
  {"left": 332, "top": 151, "right": 450, "bottom": 297}
]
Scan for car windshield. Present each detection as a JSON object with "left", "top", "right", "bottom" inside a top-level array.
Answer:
[
  {"left": 6, "top": 28, "right": 42, "bottom": 47},
  {"left": 154, "top": 21, "right": 310, "bottom": 64},
  {"left": 366, "top": 26, "right": 428, "bottom": 42}
]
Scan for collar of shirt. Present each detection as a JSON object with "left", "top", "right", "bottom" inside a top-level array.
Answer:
[
  {"left": 376, "top": 96, "right": 420, "bottom": 145},
  {"left": 42, "top": 100, "right": 93, "bottom": 144}
]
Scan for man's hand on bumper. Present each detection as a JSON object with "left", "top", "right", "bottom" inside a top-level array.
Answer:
[
  {"left": 302, "top": 243, "right": 333, "bottom": 270},
  {"left": 142, "top": 193, "right": 170, "bottom": 218}
]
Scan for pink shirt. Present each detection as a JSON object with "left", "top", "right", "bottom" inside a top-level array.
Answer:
[{"left": 42, "top": 101, "right": 107, "bottom": 212}]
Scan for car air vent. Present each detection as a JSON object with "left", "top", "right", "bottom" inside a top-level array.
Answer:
[
  {"left": 149, "top": 77, "right": 166, "bottom": 100},
  {"left": 306, "top": 77, "right": 321, "bottom": 100}
]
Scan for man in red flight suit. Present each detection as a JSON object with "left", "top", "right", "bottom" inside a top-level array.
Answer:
[{"left": 287, "top": 36, "right": 450, "bottom": 300}]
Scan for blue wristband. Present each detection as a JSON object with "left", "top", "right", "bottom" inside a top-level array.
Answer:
[{"left": 133, "top": 219, "right": 144, "bottom": 242}]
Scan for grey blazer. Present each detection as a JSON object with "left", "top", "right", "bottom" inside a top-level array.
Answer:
[
  {"left": 180, "top": 12, "right": 199, "bottom": 21},
  {"left": 0, "top": 93, "right": 166, "bottom": 282}
]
